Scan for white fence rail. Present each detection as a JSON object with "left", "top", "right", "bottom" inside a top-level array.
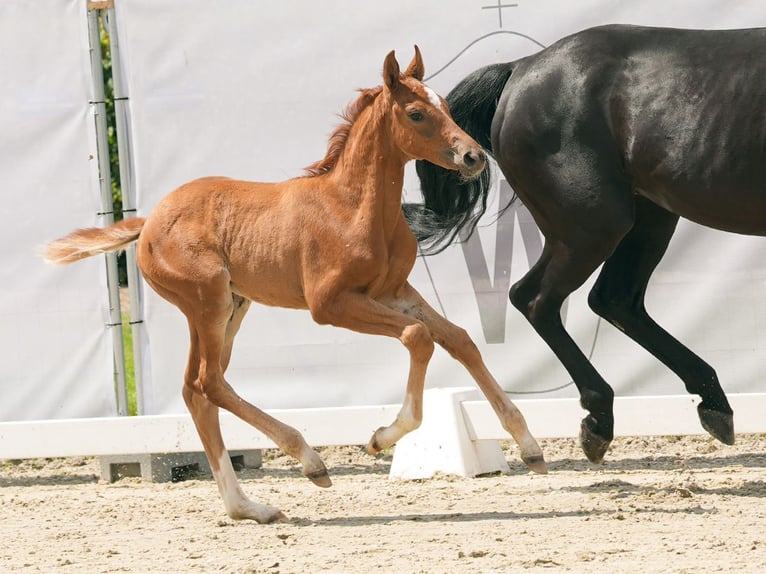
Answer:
[{"left": 3, "top": 393, "right": 765, "bottom": 479}]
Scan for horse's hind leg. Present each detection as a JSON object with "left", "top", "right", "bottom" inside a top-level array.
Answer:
[
  {"left": 588, "top": 197, "right": 734, "bottom": 444},
  {"left": 384, "top": 283, "right": 547, "bottom": 474},
  {"left": 509, "top": 240, "right": 623, "bottom": 464},
  {"left": 501, "top": 134, "right": 640, "bottom": 463}
]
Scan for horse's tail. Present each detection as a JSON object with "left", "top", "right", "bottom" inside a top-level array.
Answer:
[
  {"left": 405, "top": 61, "right": 516, "bottom": 254},
  {"left": 42, "top": 217, "right": 146, "bottom": 265}
]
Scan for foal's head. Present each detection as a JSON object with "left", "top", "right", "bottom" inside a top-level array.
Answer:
[{"left": 382, "top": 47, "right": 486, "bottom": 179}]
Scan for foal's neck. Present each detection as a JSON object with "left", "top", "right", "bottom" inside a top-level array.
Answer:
[{"left": 330, "top": 101, "right": 407, "bottom": 229}]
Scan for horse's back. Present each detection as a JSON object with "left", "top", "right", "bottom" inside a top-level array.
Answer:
[
  {"left": 496, "top": 25, "right": 766, "bottom": 235},
  {"left": 498, "top": 24, "right": 766, "bottom": 146},
  {"left": 137, "top": 176, "right": 309, "bottom": 306}
]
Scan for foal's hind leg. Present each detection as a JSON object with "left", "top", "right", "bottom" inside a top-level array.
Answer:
[
  {"left": 588, "top": 197, "right": 734, "bottom": 444},
  {"left": 383, "top": 283, "right": 547, "bottom": 473},
  {"left": 181, "top": 294, "right": 286, "bottom": 523},
  {"left": 154, "top": 270, "right": 329, "bottom": 522},
  {"left": 186, "top": 287, "right": 331, "bottom": 490}
]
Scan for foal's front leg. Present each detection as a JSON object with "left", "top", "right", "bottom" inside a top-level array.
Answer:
[
  {"left": 381, "top": 283, "right": 547, "bottom": 474},
  {"left": 308, "top": 291, "right": 436, "bottom": 453}
]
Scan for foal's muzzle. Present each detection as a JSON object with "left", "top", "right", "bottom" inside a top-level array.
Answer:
[{"left": 458, "top": 148, "right": 487, "bottom": 179}]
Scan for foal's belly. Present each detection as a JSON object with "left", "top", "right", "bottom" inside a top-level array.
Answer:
[{"left": 228, "top": 261, "right": 309, "bottom": 311}]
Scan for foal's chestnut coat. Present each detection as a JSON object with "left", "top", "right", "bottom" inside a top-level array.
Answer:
[{"left": 46, "top": 49, "right": 546, "bottom": 523}]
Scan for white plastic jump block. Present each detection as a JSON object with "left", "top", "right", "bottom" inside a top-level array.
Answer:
[{"left": 389, "top": 387, "right": 510, "bottom": 480}]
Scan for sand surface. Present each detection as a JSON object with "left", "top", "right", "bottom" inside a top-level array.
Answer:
[{"left": 2, "top": 434, "right": 766, "bottom": 573}]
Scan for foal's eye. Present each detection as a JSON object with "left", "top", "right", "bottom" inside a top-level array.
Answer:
[{"left": 408, "top": 110, "right": 424, "bottom": 122}]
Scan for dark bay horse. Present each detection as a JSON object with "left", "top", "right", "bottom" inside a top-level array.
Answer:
[
  {"left": 45, "top": 48, "right": 546, "bottom": 523},
  {"left": 411, "top": 25, "right": 766, "bottom": 464}
]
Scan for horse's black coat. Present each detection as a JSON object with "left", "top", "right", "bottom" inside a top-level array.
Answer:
[{"left": 410, "top": 25, "right": 766, "bottom": 462}]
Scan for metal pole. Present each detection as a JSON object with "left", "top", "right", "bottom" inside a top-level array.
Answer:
[
  {"left": 105, "top": 6, "right": 146, "bottom": 415},
  {"left": 87, "top": 7, "right": 129, "bottom": 416}
]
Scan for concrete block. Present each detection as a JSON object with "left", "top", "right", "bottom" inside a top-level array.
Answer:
[{"left": 99, "top": 449, "right": 262, "bottom": 483}]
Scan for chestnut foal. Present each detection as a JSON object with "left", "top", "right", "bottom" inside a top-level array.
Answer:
[{"left": 45, "top": 48, "right": 546, "bottom": 523}]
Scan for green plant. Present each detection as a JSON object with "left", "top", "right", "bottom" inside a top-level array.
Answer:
[{"left": 122, "top": 312, "right": 137, "bottom": 415}]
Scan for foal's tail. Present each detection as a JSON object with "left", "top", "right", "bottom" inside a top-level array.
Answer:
[
  {"left": 405, "top": 61, "right": 516, "bottom": 254},
  {"left": 43, "top": 218, "right": 146, "bottom": 265}
]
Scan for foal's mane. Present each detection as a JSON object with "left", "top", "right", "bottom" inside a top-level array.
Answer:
[{"left": 303, "top": 86, "right": 384, "bottom": 177}]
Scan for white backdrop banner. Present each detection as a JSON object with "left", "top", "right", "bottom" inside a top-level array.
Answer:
[
  {"left": 114, "top": 0, "right": 766, "bottom": 414},
  {"left": 0, "top": 0, "right": 116, "bottom": 420}
]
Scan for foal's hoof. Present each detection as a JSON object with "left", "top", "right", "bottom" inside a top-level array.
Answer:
[
  {"left": 580, "top": 415, "right": 612, "bottom": 464},
  {"left": 698, "top": 406, "right": 735, "bottom": 445},
  {"left": 268, "top": 511, "right": 290, "bottom": 524},
  {"left": 304, "top": 468, "right": 332, "bottom": 488},
  {"left": 366, "top": 427, "right": 387, "bottom": 455},
  {"left": 522, "top": 454, "right": 548, "bottom": 475},
  {"left": 230, "top": 503, "right": 288, "bottom": 524}
]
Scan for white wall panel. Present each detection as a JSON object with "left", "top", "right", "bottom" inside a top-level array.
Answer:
[
  {"left": 0, "top": 0, "right": 116, "bottom": 420},
  {"left": 114, "top": 0, "right": 766, "bottom": 414}
]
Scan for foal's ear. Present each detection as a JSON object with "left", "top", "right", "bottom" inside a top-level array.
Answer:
[
  {"left": 403, "top": 45, "right": 425, "bottom": 81},
  {"left": 383, "top": 50, "right": 400, "bottom": 90}
]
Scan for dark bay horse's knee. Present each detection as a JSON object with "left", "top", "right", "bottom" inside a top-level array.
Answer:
[
  {"left": 509, "top": 278, "right": 562, "bottom": 330},
  {"left": 509, "top": 283, "right": 539, "bottom": 324},
  {"left": 587, "top": 282, "right": 633, "bottom": 328}
]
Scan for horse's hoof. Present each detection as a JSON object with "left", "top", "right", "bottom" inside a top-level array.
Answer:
[
  {"left": 521, "top": 454, "right": 548, "bottom": 474},
  {"left": 698, "top": 406, "right": 735, "bottom": 445},
  {"left": 304, "top": 468, "right": 332, "bottom": 488},
  {"left": 580, "top": 416, "right": 612, "bottom": 464}
]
